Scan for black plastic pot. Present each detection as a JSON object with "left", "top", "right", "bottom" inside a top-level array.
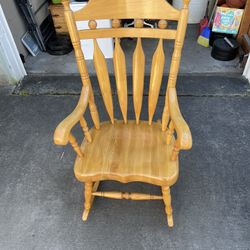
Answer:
[
  {"left": 211, "top": 38, "right": 239, "bottom": 61},
  {"left": 209, "top": 32, "right": 233, "bottom": 47},
  {"left": 46, "top": 34, "right": 73, "bottom": 56}
]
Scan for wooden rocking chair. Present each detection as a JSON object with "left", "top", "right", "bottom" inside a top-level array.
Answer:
[{"left": 54, "top": 0, "right": 192, "bottom": 227}]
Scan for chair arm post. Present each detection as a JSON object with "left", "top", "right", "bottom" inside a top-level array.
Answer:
[
  {"left": 79, "top": 117, "right": 92, "bottom": 142},
  {"left": 69, "top": 133, "right": 84, "bottom": 158},
  {"left": 166, "top": 120, "right": 175, "bottom": 145},
  {"left": 54, "top": 85, "right": 90, "bottom": 146},
  {"left": 168, "top": 87, "right": 192, "bottom": 155}
]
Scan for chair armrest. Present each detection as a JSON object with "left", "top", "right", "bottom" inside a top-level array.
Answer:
[
  {"left": 168, "top": 87, "right": 192, "bottom": 150},
  {"left": 54, "top": 85, "right": 89, "bottom": 146}
]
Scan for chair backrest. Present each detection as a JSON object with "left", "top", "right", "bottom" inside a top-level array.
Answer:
[{"left": 62, "top": 0, "right": 190, "bottom": 131}]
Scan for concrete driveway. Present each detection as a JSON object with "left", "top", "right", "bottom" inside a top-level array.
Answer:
[{"left": 0, "top": 75, "right": 249, "bottom": 249}]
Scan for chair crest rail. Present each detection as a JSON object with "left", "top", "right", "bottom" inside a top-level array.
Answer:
[{"left": 72, "top": 0, "right": 181, "bottom": 21}]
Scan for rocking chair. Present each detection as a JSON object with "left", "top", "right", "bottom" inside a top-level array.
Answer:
[{"left": 54, "top": 0, "right": 192, "bottom": 227}]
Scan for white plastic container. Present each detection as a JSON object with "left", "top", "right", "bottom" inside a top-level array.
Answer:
[
  {"left": 173, "top": 0, "right": 208, "bottom": 24},
  {"left": 70, "top": 1, "right": 114, "bottom": 59}
]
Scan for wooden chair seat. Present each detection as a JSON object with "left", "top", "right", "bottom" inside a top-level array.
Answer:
[{"left": 74, "top": 120, "right": 178, "bottom": 186}]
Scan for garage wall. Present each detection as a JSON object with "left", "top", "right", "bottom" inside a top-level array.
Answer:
[
  {"left": 1, "top": 0, "right": 49, "bottom": 59},
  {"left": 1, "top": 0, "right": 28, "bottom": 57},
  {"left": 30, "top": 0, "right": 49, "bottom": 26}
]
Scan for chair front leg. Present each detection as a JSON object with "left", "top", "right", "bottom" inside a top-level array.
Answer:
[
  {"left": 162, "top": 186, "right": 174, "bottom": 227},
  {"left": 82, "top": 182, "right": 93, "bottom": 221}
]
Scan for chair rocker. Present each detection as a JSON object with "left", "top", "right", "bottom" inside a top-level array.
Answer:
[{"left": 54, "top": 0, "right": 192, "bottom": 227}]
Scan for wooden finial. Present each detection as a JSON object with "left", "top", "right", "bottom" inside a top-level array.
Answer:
[
  {"left": 112, "top": 19, "right": 121, "bottom": 28},
  {"left": 158, "top": 20, "right": 168, "bottom": 29},
  {"left": 183, "top": 0, "right": 190, "bottom": 8},
  {"left": 88, "top": 20, "right": 97, "bottom": 29},
  {"left": 134, "top": 19, "right": 144, "bottom": 28},
  {"left": 61, "top": 0, "right": 70, "bottom": 9}
]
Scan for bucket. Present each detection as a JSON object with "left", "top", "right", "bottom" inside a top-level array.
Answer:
[{"left": 173, "top": 0, "right": 209, "bottom": 24}]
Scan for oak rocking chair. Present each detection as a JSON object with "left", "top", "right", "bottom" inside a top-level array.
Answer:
[{"left": 54, "top": 0, "right": 192, "bottom": 227}]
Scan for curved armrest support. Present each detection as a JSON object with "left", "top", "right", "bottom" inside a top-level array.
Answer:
[
  {"left": 54, "top": 85, "right": 89, "bottom": 146},
  {"left": 168, "top": 87, "right": 192, "bottom": 150}
]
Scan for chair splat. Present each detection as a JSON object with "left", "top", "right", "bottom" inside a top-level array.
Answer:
[
  {"left": 133, "top": 19, "right": 145, "bottom": 125},
  {"left": 113, "top": 19, "right": 128, "bottom": 124},
  {"left": 91, "top": 20, "right": 115, "bottom": 124},
  {"left": 148, "top": 21, "right": 167, "bottom": 125}
]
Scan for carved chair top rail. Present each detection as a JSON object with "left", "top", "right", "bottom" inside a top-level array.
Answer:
[{"left": 71, "top": 0, "right": 183, "bottom": 21}]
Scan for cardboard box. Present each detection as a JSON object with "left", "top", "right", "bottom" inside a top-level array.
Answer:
[{"left": 212, "top": 7, "right": 244, "bottom": 34}]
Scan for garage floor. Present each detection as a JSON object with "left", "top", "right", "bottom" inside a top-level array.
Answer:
[
  {"left": 0, "top": 75, "right": 250, "bottom": 249},
  {"left": 24, "top": 25, "right": 242, "bottom": 75}
]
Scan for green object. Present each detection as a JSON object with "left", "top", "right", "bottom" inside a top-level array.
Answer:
[
  {"left": 52, "top": 0, "right": 61, "bottom": 4},
  {"left": 197, "top": 34, "right": 210, "bottom": 48}
]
